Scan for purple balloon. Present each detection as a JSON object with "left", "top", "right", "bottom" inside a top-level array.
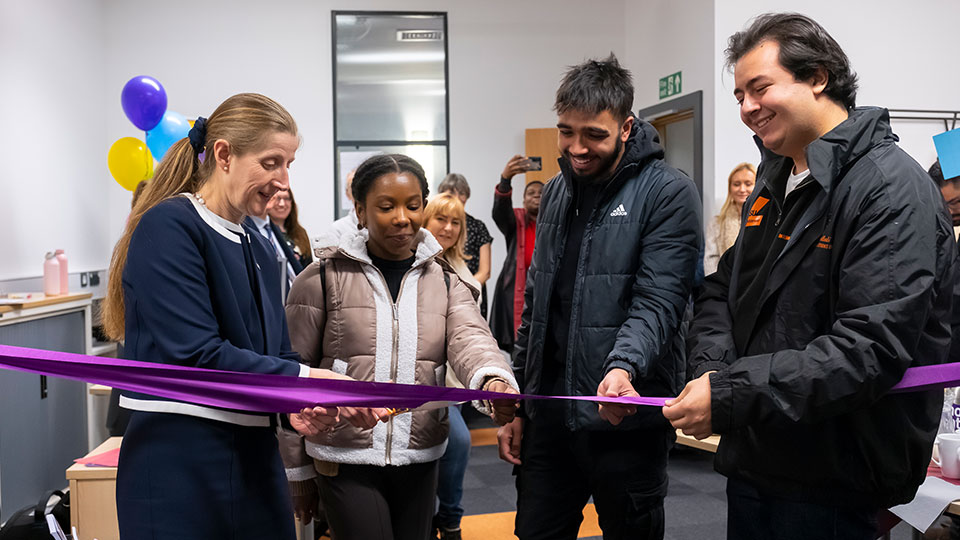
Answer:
[{"left": 121, "top": 76, "right": 167, "bottom": 131}]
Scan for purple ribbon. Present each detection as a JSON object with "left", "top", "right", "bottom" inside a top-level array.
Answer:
[
  {"left": 0, "top": 344, "right": 950, "bottom": 414},
  {"left": 0, "top": 344, "right": 669, "bottom": 413},
  {"left": 890, "top": 363, "right": 960, "bottom": 393}
]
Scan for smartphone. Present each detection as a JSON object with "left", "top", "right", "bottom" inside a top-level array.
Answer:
[{"left": 525, "top": 156, "right": 542, "bottom": 171}]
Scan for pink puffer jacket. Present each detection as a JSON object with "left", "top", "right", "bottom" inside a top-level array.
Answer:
[{"left": 280, "top": 229, "right": 516, "bottom": 481}]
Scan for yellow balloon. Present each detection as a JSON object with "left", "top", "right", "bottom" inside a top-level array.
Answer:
[{"left": 108, "top": 137, "right": 154, "bottom": 191}]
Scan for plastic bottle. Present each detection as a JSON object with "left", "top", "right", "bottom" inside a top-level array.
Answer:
[
  {"left": 953, "top": 389, "right": 960, "bottom": 433},
  {"left": 939, "top": 387, "right": 960, "bottom": 436},
  {"left": 55, "top": 249, "right": 68, "bottom": 295},
  {"left": 43, "top": 252, "right": 61, "bottom": 296}
]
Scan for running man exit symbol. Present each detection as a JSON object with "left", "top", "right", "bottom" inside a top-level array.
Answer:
[{"left": 659, "top": 71, "right": 682, "bottom": 99}]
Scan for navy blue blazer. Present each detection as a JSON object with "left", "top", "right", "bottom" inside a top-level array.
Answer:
[{"left": 120, "top": 195, "right": 302, "bottom": 425}]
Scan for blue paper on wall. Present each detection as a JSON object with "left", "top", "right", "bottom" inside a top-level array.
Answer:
[{"left": 934, "top": 128, "right": 960, "bottom": 180}]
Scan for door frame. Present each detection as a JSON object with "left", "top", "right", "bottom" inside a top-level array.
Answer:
[{"left": 637, "top": 90, "right": 703, "bottom": 200}]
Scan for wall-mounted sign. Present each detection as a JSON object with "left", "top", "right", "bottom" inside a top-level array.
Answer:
[
  {"left": 397, "top": 30, "right": 444, "bottom": 42},
  {"left": 659, "top": 71, "right": 682, "bottom": 99}
]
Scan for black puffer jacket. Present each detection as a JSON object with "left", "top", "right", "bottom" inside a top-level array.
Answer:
[
  {"left": 514, "top": 118, "right": 702, "bottom": 431},
  {"left": 689, "top": 107, "right": 955, "bottom": 508}
]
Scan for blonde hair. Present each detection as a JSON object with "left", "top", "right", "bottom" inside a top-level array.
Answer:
[
  {"left": 423, "top": 193, "right": 470, "bottom": 266},
  {"left": 103, "top": 93, "right": 298, "bottom": 341},
  {"left": 714, "top": 162, "right": 757, "bottom": 253},
  {"left": 718, "top": 162, "right": 756, "bottom": 218}
]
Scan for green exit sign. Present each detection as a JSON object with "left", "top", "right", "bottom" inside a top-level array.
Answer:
[{"left": 659, "top": 71, "right": 682, "bottom": 99}]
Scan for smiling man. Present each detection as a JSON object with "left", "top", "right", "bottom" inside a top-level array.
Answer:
[
  {"left": 496, "top": 54, "right": 701, "bottom": 540},
  {"left": 663, "top": 13, "right": 955, "bottom": 540}
]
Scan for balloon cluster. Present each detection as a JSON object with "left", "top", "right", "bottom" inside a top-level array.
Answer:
[{"left": 107, "top": 76, "right": 192, "bottom": 191}]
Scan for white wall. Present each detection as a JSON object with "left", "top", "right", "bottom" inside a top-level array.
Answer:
[
  {"left": 0, "top": 0, "right": 108, "bottom": 281},
  {"left": 12, "top": 1, "right": 951, "bottom": 286},
  {"left": 714, "top": 1, "right": 960, "bottom": 216},
  {"left": 445, "top": 1, "right": 628, "bottom": 279},
  {"left": 624, "top": 0, "right": 716, "bottom": 213},
  {"left": 1, "top": 0, "right": 628, "bottom": 289},
  {"left": 103, "top": 0, "right": 339, "bottom": 259}
]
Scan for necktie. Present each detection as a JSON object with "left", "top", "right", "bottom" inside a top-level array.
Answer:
[{"left": 263, "top": 225, "right": 281, "bottom": 256}]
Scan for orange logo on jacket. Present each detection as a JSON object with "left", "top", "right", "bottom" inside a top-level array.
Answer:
[
  {"left": 817, "top": 235, "right": 832, "bottom": 250},
  {"left": 745, "top": 196, "right": 769, "bottom": 227}
]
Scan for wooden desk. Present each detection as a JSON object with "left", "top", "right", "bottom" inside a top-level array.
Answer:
[
  {"left": 89, "top": 384, "right": 112, "bottom": 396},
  {"left": 67, "top": 437, "right": 121, "bottom": 540},
  {"left": 675, "top": 429, "right": 720, "bottom": 453},
  {"left": 0, "top": 292, "right": 93, "bottom": 315}
]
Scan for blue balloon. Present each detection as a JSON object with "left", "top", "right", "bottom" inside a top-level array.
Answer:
[
  {"left": 121, "top": 76, "right": 167, "bottom": 131},
  {"left": 146, "top": 111, "right": 190, "bottom": 161}
]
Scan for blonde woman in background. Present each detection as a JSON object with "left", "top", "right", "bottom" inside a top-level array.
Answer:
[
  {"left": 437, "top": 173, "right": 493, "bottom": 317},
  {"left": 423, "top": 192, "right": 479, "bottom": 540},
  {"left": 425, "top": 193, "right": 480, "bottom": 297},
  {"left": 704, "top": 162, "right": 756, "bottom": 274}
]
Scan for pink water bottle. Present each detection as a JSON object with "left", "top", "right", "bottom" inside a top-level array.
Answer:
[
  {"left": 43, "top": 252, "right": 61, "bottom": 295},
  {"left": 55, "top": 249, "right": 68, "bottom": 294}
]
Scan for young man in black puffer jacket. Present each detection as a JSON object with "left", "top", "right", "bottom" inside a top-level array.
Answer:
[{"left": 497, "top": 54, "right": 702, "bottom": 540}]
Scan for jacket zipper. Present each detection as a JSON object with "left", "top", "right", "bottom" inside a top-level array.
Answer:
[
  {"left": 776, "top": 184, "right": 827, "bottom": 264},
  {"left": 383, "top": 270, "right": 410, "bottom": 466},
  {"left": 334, "top": 249, "right": 425, "bottom": 465},
  {"left": 386, "top": 301, "right": 399, "bottom": 465}
]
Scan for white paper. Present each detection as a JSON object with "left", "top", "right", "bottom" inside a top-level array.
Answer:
[
  {"left": 46, "top": 514, "right": 69, "bottom": 540},
  {"left": 889, "top": 476, "right": 960, "bottom": 532}
]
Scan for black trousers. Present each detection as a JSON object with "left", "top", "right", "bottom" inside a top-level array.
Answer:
[
  {"left": 317, "top": 460, "right": 438, "bottom": 540},
  {"left": 726, "top": 478, "right": 879, "bottom": 540},
  {"left": 514, "top": 417, "right": 671, "bottom": 540}
]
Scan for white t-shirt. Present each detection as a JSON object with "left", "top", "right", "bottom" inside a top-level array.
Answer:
[{"left": 786, "top": 168, "right": 811, "bottom": 199}]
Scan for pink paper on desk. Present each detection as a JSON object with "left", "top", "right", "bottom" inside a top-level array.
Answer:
[{"left": 74, "top": 447, "right": 120, "bottom": 467}]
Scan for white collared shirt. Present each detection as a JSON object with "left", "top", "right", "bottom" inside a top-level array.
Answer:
[{"left": 250, "top": 215, "right": 296, "bottom": 286}]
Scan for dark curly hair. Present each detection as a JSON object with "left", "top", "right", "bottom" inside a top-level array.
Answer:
[
  {"left": 554, "top": 53, "right": 634, "bottom": 123},
  {"left": 929, "top": 159, "right": 960, "bottom": 186},
  {"left": 725, "top": 12, "right": 858, "bottom": 110},
  {"left": 351, "top": 154, "right": 430, "bottom": 206}
]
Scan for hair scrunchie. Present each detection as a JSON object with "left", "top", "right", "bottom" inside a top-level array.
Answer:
[{"left": 188, "top": 117, "right": 208, "bottom": 154}]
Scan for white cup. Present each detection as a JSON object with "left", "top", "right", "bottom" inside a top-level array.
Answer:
[{"left": 933, "top": 433, "right": 960, "bottom": 479}]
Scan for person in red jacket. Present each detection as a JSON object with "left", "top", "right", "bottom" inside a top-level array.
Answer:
[{"left": 489, "top": 155, "right": 544, "bottom": 350}]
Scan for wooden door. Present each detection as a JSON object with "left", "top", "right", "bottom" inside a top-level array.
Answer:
[{"left": 525, "top": 128, "right": 561, "bottom": 183}]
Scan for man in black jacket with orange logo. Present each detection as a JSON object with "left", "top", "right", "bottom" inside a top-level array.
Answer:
[{"left": 664, "top": 13, "right": 955, "bottom": 540}]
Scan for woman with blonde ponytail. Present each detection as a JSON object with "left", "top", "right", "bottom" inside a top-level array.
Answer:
[{"left": 103, "top": 93, "right": 379, "bottom": 540}]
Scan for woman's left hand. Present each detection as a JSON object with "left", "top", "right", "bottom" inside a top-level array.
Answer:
[
  {"left": 484, "top": 379, "right": 520, "bottom": 426},
  {"left": 290, "top": 406, "right": 339, "bottom": 437}
]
